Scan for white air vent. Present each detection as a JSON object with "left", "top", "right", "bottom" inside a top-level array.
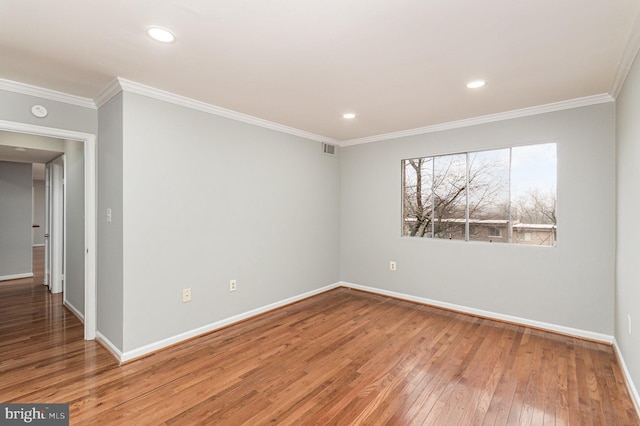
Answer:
[{"left": 322, "top": 143, "right": 336, "bottom": 156}]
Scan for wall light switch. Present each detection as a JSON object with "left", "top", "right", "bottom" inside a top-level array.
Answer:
[{"left": 106, "top": 208, "right": 112, "bottom": 223}]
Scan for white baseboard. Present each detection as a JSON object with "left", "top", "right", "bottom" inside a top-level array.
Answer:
[
  {"left": 613, "top": 339, "right": 640, "bottom": 415},
  {"left": 96, "top": 332, "right": 124, "bottom": 363},
  {"left": 63, "top": 300, "right": 85, "bottom": 322},
  {"left": 339, "top": 281, "right": 614, "bottom": 344},
  {"left": 0, "top": 272, "right": 33, "bottom": 281},
  {"left": 98, "top": 280, "right": 615, "bottom": 364},
  {"left": 117, "top": 282, "right": 341, "bottom": 363},
  {"left": 32, "top": 244, "right": 45, "bottom": 247}
]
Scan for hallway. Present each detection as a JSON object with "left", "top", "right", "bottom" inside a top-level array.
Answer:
[{"left": 0, "top": 247, "right": 115, "bottom": 419}]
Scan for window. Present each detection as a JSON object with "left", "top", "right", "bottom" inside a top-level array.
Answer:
[
  {"left": 402, "top": 142, "right": 557, "bottom": 246},
  {"left": 488, "top": 227, "right": 503, "bottom": 238}
]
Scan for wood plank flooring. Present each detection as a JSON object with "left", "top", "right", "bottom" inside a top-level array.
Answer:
[{"left": 1, "top": 248, "right": 638, "bottom": 424}]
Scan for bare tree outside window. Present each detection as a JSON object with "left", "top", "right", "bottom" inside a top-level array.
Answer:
[
  {"left": 433, "top": 154, "right": 466, "bottom": 240},
  {"left": 467, "top": 149, "right": 510, "bottom": 243},
  {"left": 403, "top": 158, "right": 433, "bottom": 237},
  {"left": 402, "top": 142, "right": 557, "bottom": 246},
  {"left": 511, "top": 143, "right": 557, "bottom": 245}
]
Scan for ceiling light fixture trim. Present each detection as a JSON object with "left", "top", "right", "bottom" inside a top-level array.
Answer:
[
  {"left": 146, "top": 26, "right": 176, "bottom": 43},
  {"left": 466, "top": 80, "right": 486, "bottom": 89},
  {"left": 343, "top": 113, "right": 356, "bottom": 119}
]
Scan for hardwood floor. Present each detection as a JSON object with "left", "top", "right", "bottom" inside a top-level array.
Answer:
[{"left": 1, "top": 250, "right": 638, "bottom": 424}]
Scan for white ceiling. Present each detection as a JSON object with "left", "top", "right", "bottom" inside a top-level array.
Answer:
[
  {"left": 0, "top": 131, "right": 64, "bottom": 164},
  {"left": 0, "top": 144, "right": 61, "bottom": 164},
  {"left": 0, "top": 131, "right": 63, "bottom": 181},
  {"left": 1, "top": 1, "right": 639, "bottom": 141}
]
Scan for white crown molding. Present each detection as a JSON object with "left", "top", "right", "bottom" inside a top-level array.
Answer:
[
  {"left": 340, "top": 93, "right": 614, "bottom": 147},
  {"left": 610, "top": 12, "right": 640, "bottom": 99},
  {"left": 96, "top": 77, "right": 338, "bottom": 144},
  {"left": 0, "top": 78, "right": 96, "bottom": 109},
  {"left": 1, "top": 75, "right": 619, "bottom": 147},
  {"left": 93, "top": 78, "right": 123, "bottom": 109}
]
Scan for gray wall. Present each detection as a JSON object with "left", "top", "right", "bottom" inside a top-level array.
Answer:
[
  {"left": 616, "top": 51, "right": 640, "bottom": 395},
  {"left": 32, "top": 178, "right": 45, "bottom": 245},
  {"left": 120, "top": 92, "right": 340, "bottom": 352},
  {"left": 340, "top": 103, "right": 616, "bottom": 335},
  {"left": 0, "top": 161, "right": 33, "bottom": 278},
  {"left": 0, "top": 90, "right": 96, "bottom": 134},
  {"left": 64, "top": 139, "right": 85, "bottom": 315},
  {"left": 97, "top": 93, "right": 124, "bottom": 350}
]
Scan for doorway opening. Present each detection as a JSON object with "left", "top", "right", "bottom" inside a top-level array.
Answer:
[{"left": 0, "top": 120, "right": 96, "bottom": 340}]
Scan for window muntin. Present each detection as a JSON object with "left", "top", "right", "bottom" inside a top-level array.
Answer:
[{"left": 402, "top": 142, "right": 557, "bottom": 246}]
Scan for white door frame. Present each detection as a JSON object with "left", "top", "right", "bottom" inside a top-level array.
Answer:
[
  {"left": 49, "top": 156, "right": 65, "bottom": 294},
  {"left": 0, "top": 120, "right": 97, "bottom": 340},
  {"left": 44, "top": 163, "right": 51, "bottom": 287}
]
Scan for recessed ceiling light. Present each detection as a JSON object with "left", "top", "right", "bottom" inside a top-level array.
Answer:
[
  {"left": 466, "top": 80, "right": 486, "bottom": 89},
  {"left": 146, "top": 26, "right": 176, "bottom": 43},
  {"left": 343, "top": 113, "right": 356, "bottom": 119}
]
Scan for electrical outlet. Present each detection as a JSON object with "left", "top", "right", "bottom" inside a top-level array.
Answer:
[
  {"left": 629, "top": 314, "right": 632, "bottom": 335},
  {"left": 390, "top": 261, "right": 396, "bottom": 271},
  {"left": 182, "top": 288, "right": 191, "bottom": 303},
  {"left": 229, "top": 280, "right": 237, "bottom": 292}
]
